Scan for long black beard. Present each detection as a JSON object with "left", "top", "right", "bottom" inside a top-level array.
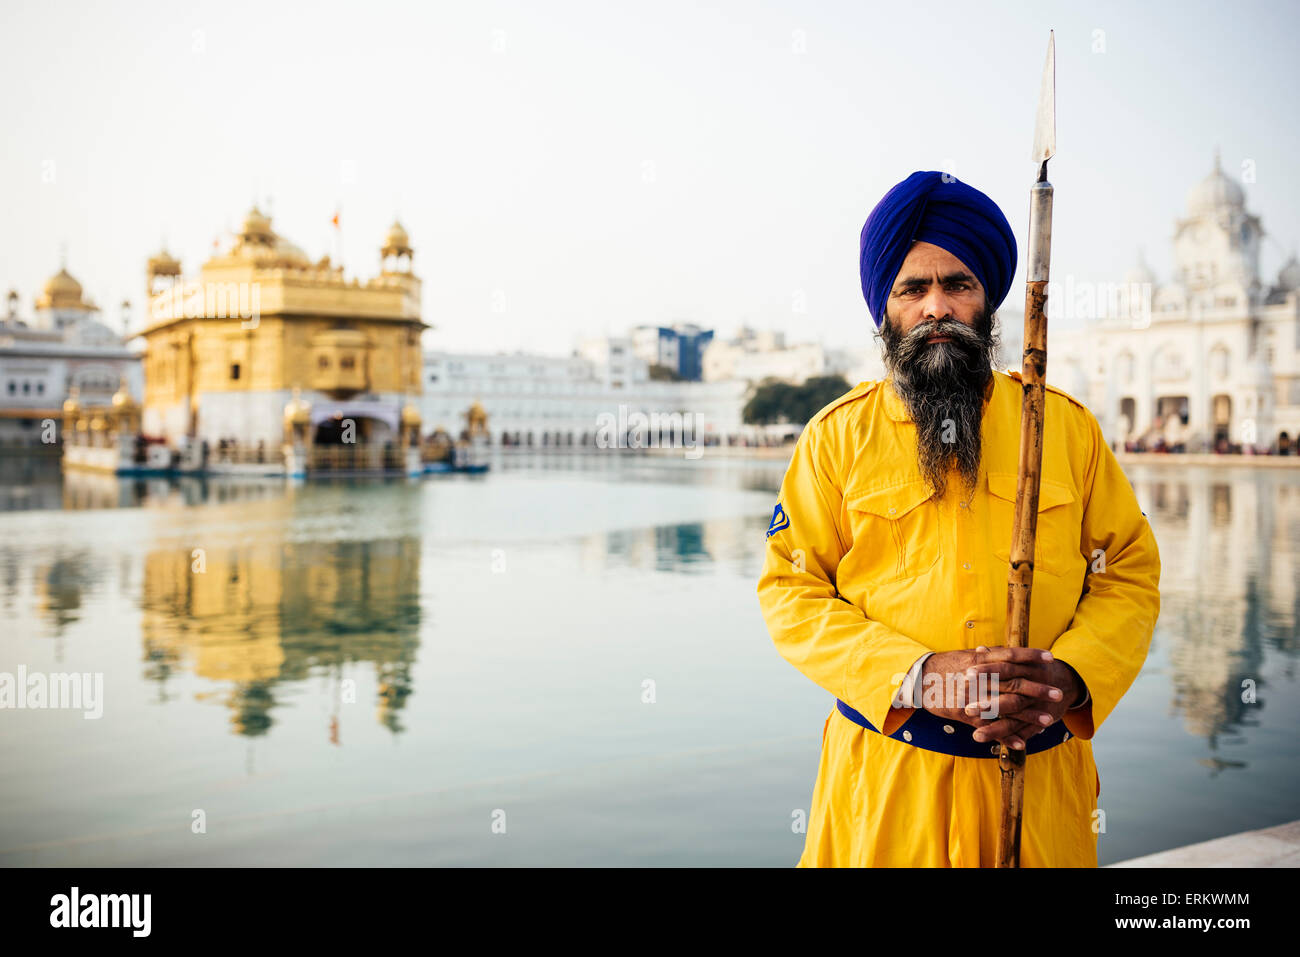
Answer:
[{"left": 877, "top": 305, "right": 1000, "bottom": 501}]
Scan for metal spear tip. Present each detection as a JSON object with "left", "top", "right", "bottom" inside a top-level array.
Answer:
[{"left": 1031, "top": 29, "right": 1056, "bottom": 168}]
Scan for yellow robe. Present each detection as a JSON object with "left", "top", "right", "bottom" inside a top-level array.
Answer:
[{"left": 756, "top": 370, "right": 1161, "bottom": 867}]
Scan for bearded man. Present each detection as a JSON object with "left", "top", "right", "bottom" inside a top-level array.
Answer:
[{"left": 756, "top": 170, "right": 1162, "bottom": 867}]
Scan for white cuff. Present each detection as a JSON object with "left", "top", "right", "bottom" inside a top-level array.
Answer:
[{"left": 893, "top": 652, "right": 934, "bottom": 708}]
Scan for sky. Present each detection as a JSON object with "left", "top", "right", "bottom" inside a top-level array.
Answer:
[{"left": 2, "top": 0, "right": 1298, "bottom": 356}]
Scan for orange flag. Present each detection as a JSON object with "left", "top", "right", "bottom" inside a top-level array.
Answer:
[{"left": 331, "top": 210, "right": 340, "bottom": 229}]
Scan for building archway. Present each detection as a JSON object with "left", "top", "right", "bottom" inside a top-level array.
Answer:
[
  {"left": 310, "top": 413, "right": 397, "bottom": 471},
  {"left": 1211, "top": 393, "right": 1232, "bottom": 450}
]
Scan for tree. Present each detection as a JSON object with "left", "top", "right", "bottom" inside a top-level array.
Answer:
[
  {"left": 742, "top": 374, "right": 851, "bottom": 426},
  {"left": 791, "top": 374, "right": 852, "bottom": 424},
  {"left": 648, "top": 363, "right": 682, "bottom": 382}
]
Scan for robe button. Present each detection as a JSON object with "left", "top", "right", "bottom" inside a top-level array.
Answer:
[
  {"left": 962, "top": 562, "right": 971, "bottom": 570},
  {"left": 902, "top": 730, "right": 912, "bottom": 742},
  {"left": 888, "top": 507, "right": 897, "bottom": 515},
  {"left": 943, "top": 724, "right": 954, "bottom": 734},
  {"left": 965, "top": 621, "right": 975, "bottom": 629},
  {"left": 990, "top": 744, "right": 1001, "bottom": 755},
  {"left": 1064, "top": 731, "right": 1071, "bottom": 740}
]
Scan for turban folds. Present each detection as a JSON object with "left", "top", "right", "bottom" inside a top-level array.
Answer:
[{"left": 859, "top": 171, "right": 1017, "bottom": 328}]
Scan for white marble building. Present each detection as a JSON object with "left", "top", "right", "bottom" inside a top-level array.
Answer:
[
  {"left": 421, "top": 349, "right": 753, "bottom": 448},
  {"left": 0, "top": 270, "right": 142, "bottom": 446},
  {"left": 1051, "top": 155, "right": 1300, "bottom": 453}
]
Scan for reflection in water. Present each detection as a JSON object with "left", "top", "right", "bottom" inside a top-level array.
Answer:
[
  {"left": 38, "top": 553, "right": 95, "bottom": 630},
  {"left": 1131, "top": 466, "right": 1300, "bottom": 753},
  {"left": 0, "top": 452, "right": 1297, "bottom": 865},
  {"left": 140, "top": 536, "right": 421, "bottom": 738},
  {"left": 586, "top": 517, "right": 772, "bottom": 578}
]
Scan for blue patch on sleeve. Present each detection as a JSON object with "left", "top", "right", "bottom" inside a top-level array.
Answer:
[{"left": 766, "top": 503, "right": 790, "bottom": 538}]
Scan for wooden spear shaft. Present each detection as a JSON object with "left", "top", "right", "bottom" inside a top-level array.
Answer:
[
  {"left": 998, "top": 170, "right": 1050, "bottom": 868},
  {"left": 997, "top": 31, "right": 1056, "bottom": 869}
]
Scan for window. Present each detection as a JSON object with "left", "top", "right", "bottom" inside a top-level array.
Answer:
[
  {"left": 341, "top": 355, "right": 355, "bottom": 370},
  {"left": 318, "top": 356, "right": 329, "bottom": 369},
  {"left": 22, "top": 381, "right": 30, "bottom": 394},
  {"left": 230, "top": 363, "right": 241, "bottom": 380},
  {"left": 6, "top": 382, "right": 13, "bottom": 394},
  {"left": 36, "top": 382, "right": 44, "bottom": 395}
]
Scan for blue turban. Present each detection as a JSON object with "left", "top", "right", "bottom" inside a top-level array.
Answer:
[{"left": 859, "top": 171, "right": 1017, "bottom": 328}]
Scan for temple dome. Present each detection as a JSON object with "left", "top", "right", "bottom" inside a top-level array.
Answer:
[
  {"left": 227, "top": 207, "right": 312, "bottom": 268},
  {"left": 381, "top": 220, "right": 413, "bottom": 260},
  {"left": 386, "top": 221, "right": 409, "bottom": 249},
  {"left": 1125, "top": 250, "right": 1156, "bottom": 287},
  {"left": 241, "top": 206, "right": 273, "bottom": 240},
  {"left": 111, "top": 377, "right": 138, "bottom": 409},
  {"left": 148, "top": 247, "right": 181, "bottom": 276},
  {"left": 38, "top": 267, "right": 89, "bottom": 310},
  {"left": 1187, "top": 153, "right": 1244, "bottom": 216}
]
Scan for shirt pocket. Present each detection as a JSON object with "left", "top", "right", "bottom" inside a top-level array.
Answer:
[
  {"left": 987, "top": 472, "right": 1077, "bottom": 577},
  {"left": 843, "top": 479, "right": 941, "bottom": 585}
]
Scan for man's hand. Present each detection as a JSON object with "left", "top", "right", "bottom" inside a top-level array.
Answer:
[
  {"left": 918, "top": 649, "right": 999, "bottom": 730},
  {"left": 961, "top": 645, "right": 1080, "bottom": 751}
]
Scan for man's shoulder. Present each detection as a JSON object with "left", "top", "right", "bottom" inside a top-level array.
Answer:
[
  {"left": 805, "top": 380, "right": 883, "bottom": 431},
  {"left": 1002, "top": 369, "right": 1096, "bottom": 421}
]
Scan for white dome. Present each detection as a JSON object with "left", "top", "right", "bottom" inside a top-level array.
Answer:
[
  {"left": 1125, "top": 250, "right": 1155, "bottom": 287},
  {"left": 1187, "top": 153, "right": 1244, "bottom": 216}
]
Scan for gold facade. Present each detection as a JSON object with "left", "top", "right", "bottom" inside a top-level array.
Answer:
[{"left": 138, "top": 208, "right": 427, "bottom": 437}]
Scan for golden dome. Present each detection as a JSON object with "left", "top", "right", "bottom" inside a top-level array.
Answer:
[
  {"left": 38, "top": 267, "right": 88, "bottom": 310},
  {"left": 111, "top": 377, "right": 137, "bottom": 409},
  {"left": 148, "top": 248, "right": 181, "bottom": 277},
  {"left": 225, "top": 207, "right": 312, "bottom": 269},
  {"left": 381, "top": 220, "right": 413, "bottom": 260},
  {"left": 62, "top": 386, "right": 82, "bottom": 415},
  {"left": 242, "top": 206, "right": 273, "bottom": 240},
  {"left": 401, "top": 402, "right": 421, "bottom": 425},
  {"left": 89, "top": 414, "right": 108, "bottom": 431}
]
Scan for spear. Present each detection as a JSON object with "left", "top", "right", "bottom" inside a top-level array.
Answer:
[{"left": 996, "top": 29, "right": 1056, "bottom": 869}]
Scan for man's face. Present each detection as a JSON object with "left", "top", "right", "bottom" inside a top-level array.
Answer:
[
  {"left": 886, "top": 241, "right": 986, "bottom": 339},
  {"left": 877, "top": 241, "right": 999, "bottom": 501}
]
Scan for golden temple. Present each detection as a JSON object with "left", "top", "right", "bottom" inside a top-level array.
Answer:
[{"left": 65, "top": 207, "right": 434, "bottom": 475}]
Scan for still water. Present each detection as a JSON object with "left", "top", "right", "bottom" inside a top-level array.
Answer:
[{"left": 0, "top": 453, "right": 1297, "bottom": 866}]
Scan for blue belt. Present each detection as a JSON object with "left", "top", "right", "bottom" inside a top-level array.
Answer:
[{"left": 835, "top": 699, "right": 1072, "bottom": 758}]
